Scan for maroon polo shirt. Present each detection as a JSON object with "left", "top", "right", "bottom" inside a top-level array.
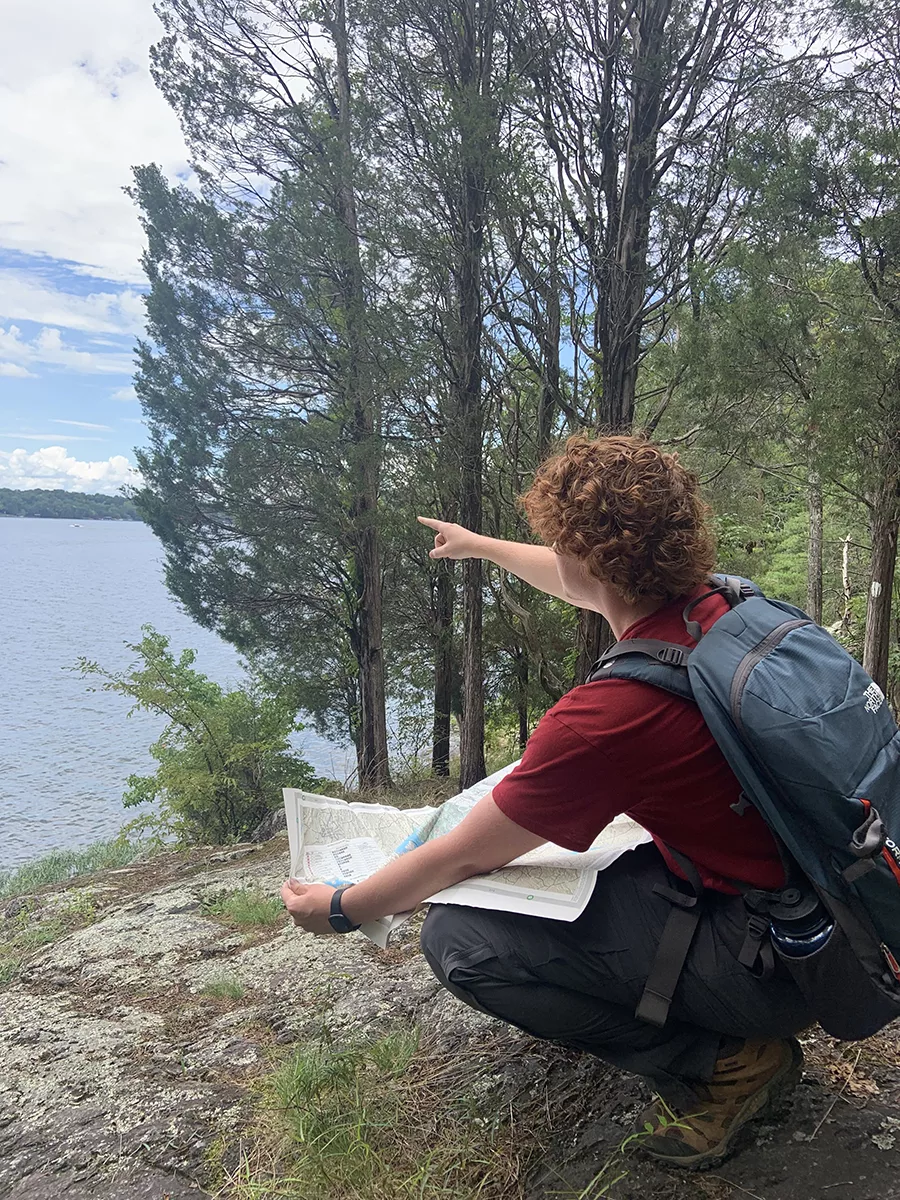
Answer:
[{"left": 492, "top": 586, "right": 784, "bottom": 894}]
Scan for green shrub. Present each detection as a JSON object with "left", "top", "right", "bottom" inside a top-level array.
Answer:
[{"left": 77, "top": 627, "right": 321, "bottom": 844}]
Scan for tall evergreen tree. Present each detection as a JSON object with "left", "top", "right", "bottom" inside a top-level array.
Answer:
[
  {"left": 363, "top": 0, "right": 523, "bottom": 785},
  {"left": 810, "top": 0, "right": 900, "bottom": 688},
  {"left": 517, "top": 0, "right": 793, "bottom": 678},
  {"left": 134, "top": 0, "right": 402, "bottom": 785}
]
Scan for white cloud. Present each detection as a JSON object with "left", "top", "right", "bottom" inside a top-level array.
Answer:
[
  {"left": 0, "top": 271, "right": 146, "bottom": 336},
  {"left": 0, "top": 445, "right": 140, "bottom": 493},
  {"left": 111, "top": 384, "right": 138, "bottom": 401},
  {"left": 0, "top": 324, "right": 134, "bottom": 375},
  {"left": 53, "top": 419, "right": 114, "bottom": 431},
  {"left": 0, "top": 362, "right": 36, "bottom": 378},
  {"left": 0, "top": 1, "right": 191, "bottom": 284}
]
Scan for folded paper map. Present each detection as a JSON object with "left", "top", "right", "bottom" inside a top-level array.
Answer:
[{"left": 283, "top": 762, "right": 652, "bottom": 947}]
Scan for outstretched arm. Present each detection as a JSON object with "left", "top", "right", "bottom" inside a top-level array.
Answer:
[
  {"left": 417, "top": 516, "right": 569, "bottom": 602},
  {"left": 281, "top": 793, "right": 546, "bottom": 934}
]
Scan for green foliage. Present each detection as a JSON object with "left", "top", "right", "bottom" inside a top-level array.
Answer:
[
  {"left": 202, "top": 887, "right": 284, "bottom": 927},
  {"left": 57, "top": 889, "right": 99, "bottom": 925},
  {"left": 0, "top": 488, "right": 140, "bottom": 520},
  {"left": 77, "top": 627, "right": 318, "bottom": 845},
  {"left": 715, "top": 494, "right": 810, "bottom": 610}
]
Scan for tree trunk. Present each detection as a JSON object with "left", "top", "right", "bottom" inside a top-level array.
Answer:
[
  {"left": 573, "top": 609, "right": 612, "bottom": 685},
  {"left": 456, "top": 0, "right": 490, "bottom": 788},
  {"left": 863, "top": 464, "right": 900, "bottom": 691},
  {"left": 459, "top": 559, "right": 486, "bottom": 785},
  {"left": 807, "top": 468, "right": 823, "bottom": 623},
  {"left": 516, "top": 651, "right": 529, "bottom": 750},
  {"left": 841, "top": 535, "right": 853, "bottom": 636},
  {"left": 334, "top": 0, "right": 390, "bottom": 787},
  {"left": 537, "top": 305, "right": 562, "bottom": 454},
  {"left": 537, "top": 229, "right": 563, "bottom": 457},
  {"left": 576, "top": 8, "right": 665, "bottom": 670},
  {"left": 351, "top": 522, "right": 391, "bottom": 788},
  {"left": 431, "top": 563, "right": 454, "bottom": 776},
  {"left": 597, "top": 1, "right": 665, "bottom": 430}
]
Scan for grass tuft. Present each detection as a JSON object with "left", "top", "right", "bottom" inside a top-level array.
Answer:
[
  {"left": 0, "top": 913, "right": 65, "bottom": 989},
  {"left": 0, "top": 836, "right": 150, "bottom": 899},
  {"left": 208, "top": 1028, "right": 535, "bottom": 1200},
  {"left": 203, "top": 972, "right": 247, "bottom": 1001},
  {"left": 203, "top": 888, "right": 284, "bottom": 927}
]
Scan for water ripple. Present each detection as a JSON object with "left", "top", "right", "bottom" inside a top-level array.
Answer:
[{"left": 0, "top": 518, "right": 355, "bottom": 869}]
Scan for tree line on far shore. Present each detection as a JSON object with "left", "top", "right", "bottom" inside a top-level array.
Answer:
[
  {"left": 0, "top": 488, "right": 140, "bottom": 521},
  {"left": 131, "top": 0, "right": 900, "bottom": 790}
]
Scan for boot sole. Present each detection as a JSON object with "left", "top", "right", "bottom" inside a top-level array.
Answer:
[{"left": 642, "top": 1040, "right": 804, "bottom": 1170}]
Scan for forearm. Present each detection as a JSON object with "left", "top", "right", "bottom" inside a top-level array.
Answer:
[
  {"left": 339, "top": 838, "right": 481, "bottom": 926},
  {"left": 339, "top": 794, "right": 547, "bottom": 926},
  {"left": 282, "top": 795, "right": 547, "bottom": 936},
  {"left": 476, "top": 536, "right": 567, "bottom": 601}
]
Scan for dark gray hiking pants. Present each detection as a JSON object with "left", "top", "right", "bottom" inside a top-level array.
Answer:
[{"left": 421, "top": 844, "right": 813, "bottom": 1107}]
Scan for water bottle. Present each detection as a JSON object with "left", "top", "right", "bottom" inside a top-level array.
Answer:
[{"left": 769, "top": 887, "right": 834, "bottom": 958}]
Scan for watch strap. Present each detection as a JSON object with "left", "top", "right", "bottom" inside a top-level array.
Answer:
[{"left": 328, "top": 884, "right": 360, "bottom": 934}]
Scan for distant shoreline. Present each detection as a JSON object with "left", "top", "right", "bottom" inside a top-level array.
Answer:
[
  {"left": 0, "top": 488, "right": 142, "bottom": 522},
  {"left": 0, "top": 514, "right": 141, "bottom": 521}
]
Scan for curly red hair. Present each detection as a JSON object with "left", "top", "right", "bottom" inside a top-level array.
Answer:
[{"left": 521, "top": 435, "right": 716, "bottom": 603}]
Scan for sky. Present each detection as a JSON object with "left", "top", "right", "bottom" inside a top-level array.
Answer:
[{"left": 0, "top": 0, "right": 191, "bottom": 493}]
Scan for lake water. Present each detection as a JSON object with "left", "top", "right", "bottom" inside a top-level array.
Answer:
[{"left": 0, "top": 518, "right": 355, "bottom": 870}]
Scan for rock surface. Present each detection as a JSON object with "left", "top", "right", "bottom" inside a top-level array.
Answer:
[{"left": 3, "top": 840, "right": 900, "bottom": 1200}]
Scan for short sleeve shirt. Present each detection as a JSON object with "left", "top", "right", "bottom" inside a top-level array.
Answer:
[{"left": 492, "top": 587, "right": 784, "bottom": 894}]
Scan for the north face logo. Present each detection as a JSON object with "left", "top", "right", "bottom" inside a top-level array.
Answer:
[{"left": 864, "top": 682, "right": 885, "bottom": 714}]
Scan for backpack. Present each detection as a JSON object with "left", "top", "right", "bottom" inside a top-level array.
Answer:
[{"left": 588, "top": 575, "right": 900, "bottom": 1040}]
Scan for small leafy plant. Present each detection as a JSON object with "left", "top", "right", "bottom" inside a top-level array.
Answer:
[{"left": 77, "top": 627, "right": 321, "bottom": 845}]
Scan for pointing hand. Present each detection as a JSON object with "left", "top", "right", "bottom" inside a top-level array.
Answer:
[{"left": 417, "top": 516, "right": 484, "bottom": 561}]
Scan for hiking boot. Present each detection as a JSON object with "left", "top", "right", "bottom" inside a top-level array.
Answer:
[{"left": 639, "top": 1037, "right": 804, "bottom": 1169}]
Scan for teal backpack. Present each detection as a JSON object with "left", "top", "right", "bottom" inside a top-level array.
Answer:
[{"left": 590, "top": 575, "right": 900, "bottom": 1039}]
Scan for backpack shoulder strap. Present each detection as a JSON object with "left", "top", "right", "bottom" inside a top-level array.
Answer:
[
  {"left": 598, "top": 639, "right": 690, "bottom": 667},
  {"left": 588, "top": 640, "right": 695, "bottom": 704},
  {"left": 684, "top": 575, "right": 753, "bottom": 640}
]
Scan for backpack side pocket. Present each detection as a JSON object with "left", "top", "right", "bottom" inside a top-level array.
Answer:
[{"left": 774, "top": 909, "right": 900, "bottom": 1040}]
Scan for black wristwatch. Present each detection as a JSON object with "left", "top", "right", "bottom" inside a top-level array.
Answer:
[{"left": 328, "top": 884, "right": 361, "bottom": 934}]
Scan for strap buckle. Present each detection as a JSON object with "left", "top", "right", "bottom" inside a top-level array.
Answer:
[
  {"left": 738, "top": 913, "right": 771, "bottom": 970},
  {"left": 656, "top": 646, "right": 688, "bottom": 666}
]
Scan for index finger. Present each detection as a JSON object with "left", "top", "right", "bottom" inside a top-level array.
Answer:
[{"left": 416, "top": 516, "right": 445, "bottom": 532}]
